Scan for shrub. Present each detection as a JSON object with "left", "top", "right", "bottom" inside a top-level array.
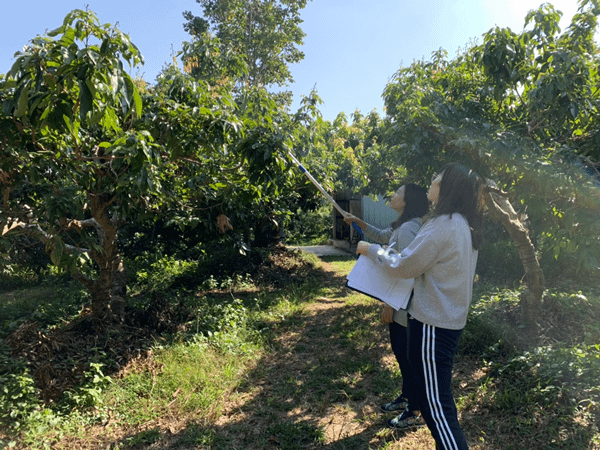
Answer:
[
  {"left": 0, "top": 348, "right": 40, "bottom": 431},
  {"left": 284, "top": 205, "right": 332, "bottom": 245}
]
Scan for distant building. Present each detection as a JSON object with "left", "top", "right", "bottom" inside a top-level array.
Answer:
[{"left": 332, "top": 193, "right": 396, "bottom": 250}]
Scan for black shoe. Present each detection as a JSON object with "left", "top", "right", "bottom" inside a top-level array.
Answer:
[
  {"left": 387, "top": 410, "right": 426, "bottom": 429},
  {"left": 388, "top": 411, "right": 427, "bottom": 430},
  {"left": 380, "top": 397, "right": 408, "bottom": 413}
]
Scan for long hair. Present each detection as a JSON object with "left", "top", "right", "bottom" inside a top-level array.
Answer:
[
  {"left": 390, "top": 183, "right": 429, "bottom": 230},
  {"left": 427, "top": 163, "right": 484, "bottom": 250}
]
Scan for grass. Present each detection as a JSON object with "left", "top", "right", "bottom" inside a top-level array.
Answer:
[{"left": 1, "top": 251, "right": 600, "bottom": 449}]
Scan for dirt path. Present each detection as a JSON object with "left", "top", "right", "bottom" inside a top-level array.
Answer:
[
  {"left": 50, "top": 255, "right": 443, "bottom": 449},
  {"left": 199, "top": 257, "right": 438, "bottom": 449}
]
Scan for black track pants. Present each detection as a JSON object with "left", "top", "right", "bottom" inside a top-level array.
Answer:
[
  {"left": 388, "top": 321, "right": 419, "bottom": 411},
  {"left": 407, "top": 317, "right": 468, "bottom": 450}
]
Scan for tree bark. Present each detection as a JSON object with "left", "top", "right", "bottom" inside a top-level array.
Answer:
[
  {"left": 483, "top": 182, "right": 545, "bottom": 326},
  {"left": 86, "top": 194, "right": 127, "bottom": 322},
  {"left": 9, "top": 204, "right": 127, "bottom": 323}
]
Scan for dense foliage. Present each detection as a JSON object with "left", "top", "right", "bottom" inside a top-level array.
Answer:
[
  {"left": 1, "top": 2, "right": 600, "bottom": 448},
  {"left": 0, "top": 8, "right": 316, "bottom": 320},
  {"left": 183, "top": 0, "right": 310, "bottom": 88},
  {"left": 1, "top": 1, "right": 600, "bottom": 318},
  {"left": 313, "top": 0, "right": 600, "bottom": 284}
]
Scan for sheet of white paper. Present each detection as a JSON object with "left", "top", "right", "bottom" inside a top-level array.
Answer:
[{"left": 346, "top": 255, "right": 414, "bottom": 310}]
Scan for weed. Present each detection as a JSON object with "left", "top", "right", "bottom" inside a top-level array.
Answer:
[
  {"left": 0, "top": 365, "right": 40, "bottom": 431},
  {"left": 124, "top": 427, "right": 161, "bottom": 446},
  {"left": 61, "top": 363, "right": 113, "bottom": 409},
  {"left": 265, "top": 421, "right": 326, "bottom": 449}
]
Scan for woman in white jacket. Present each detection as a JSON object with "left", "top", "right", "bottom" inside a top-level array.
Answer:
[
  {"left": 345, "top": 184, "right": 429, "bottom": 427},
  {"left": 357, "top": 163, "right": 484, "bottom": 450}
]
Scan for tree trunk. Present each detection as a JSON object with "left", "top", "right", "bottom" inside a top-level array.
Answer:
[
  {"left": 86, "top": 194, "right": 127, "bottom": 322},
  {"left": 84, "top": 256, "right": 126, "bottom": 321},
  {"left": 483, "top": 182, "right": 545, "bottom": 326}
]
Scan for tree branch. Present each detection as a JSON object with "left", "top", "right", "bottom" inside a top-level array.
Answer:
[{"left": 4, "top": 221, "right": 91, "bottom": 254}]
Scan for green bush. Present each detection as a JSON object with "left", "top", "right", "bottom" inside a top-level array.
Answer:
[
  {"left": 536, "top": 344, "right": 600, "bottom": 405},
  {"left": 459, "top": 287, "right": 520, "bottom": 358},
  {"left": 284, "top": 205, "right": 332, "bottom": 245},
  {"left": 132, "top": 255, "right": 200, "bottom": 293},
  {"left": 489, "top": 343, "right": 600, "bottom": 415},
  {"left": 0, "top": 348, "right": 40, "bottom": 431},
  {"left": 61, "top": 363, "right": 113, "bottom": 410}
]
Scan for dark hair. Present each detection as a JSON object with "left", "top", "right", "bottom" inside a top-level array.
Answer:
[
  {"left": 427, "top": 163, "right": 484, "bottom": 250},
  {"left": 390, "top": 183, "right": 429, "bottom": 229}
]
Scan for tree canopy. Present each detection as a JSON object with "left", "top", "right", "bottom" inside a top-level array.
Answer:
[
  {"left": 183, "top": 0, "right": 310, "bottom": 88},
  {"left": 294, "top": 0, "right": 600, "bottom": 322},
  {"left": 0, "top": 9, "right": 308, "bottom": 320}
]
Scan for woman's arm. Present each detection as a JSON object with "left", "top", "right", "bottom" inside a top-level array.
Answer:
[
  {"left": 345, "top": 214, "right": 393, "bottom": 245},
  {"left": 358, "top": 219, "right": 442, "bottom": 279},
  {"left": 343, "top": 214, "right": 367, "bottom": 230}
]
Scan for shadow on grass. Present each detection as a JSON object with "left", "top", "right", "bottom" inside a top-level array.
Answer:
[
  {"left": 111, "top": 263, "right": 435, "bottom": 449},
  {"left": 0, "top": 246, "right": 342, "bottom": 407},
  {"left": 0, "top": 278, "right": 84, "bottom": 340},
  {"left": 5, "top": 250, "right": 598, "bottom": 449},
  {"left": 110, "top": 255, "right": 598, "bottom": 450}
]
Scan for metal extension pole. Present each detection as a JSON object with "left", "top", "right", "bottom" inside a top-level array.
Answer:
[
  {"left": 287, "top": 151, "right": 364, "bottom": 238},
  {"left": 287, "top": 151, "right": 348, "bottom": 217}
]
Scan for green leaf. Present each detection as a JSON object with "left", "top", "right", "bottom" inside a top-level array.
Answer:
[
  {"left": 63, "top": 114, "right": 72, "bottom": 133},
  {"left": 79, "top": 80, "right": 93, "bottom": 123},
  {"left": 59, "top": 26, "right": 76, "bottom": 47},
  {"left": 132, "top": 85, "right": 142, "bottom": 118},
  {"left": 50, "top": 246, "right": 61, "bottom": 266},
  {"left": 119, "top": 75, "right": 131, "bottom": 114},
  {"left": 103, "top": 108, "right": 122, "bottom": 133},
  {"left": 89, "top": 109, "right": 103, "bottom": 126},
  {"left": 40, "top": 106, "right": 52, "bottom": 121},
  {"left": 14, "top": 83, "right": 30, "bottom": 118},
  {"left": 47, "top": 26, "right": 64, "bottom": 37}
]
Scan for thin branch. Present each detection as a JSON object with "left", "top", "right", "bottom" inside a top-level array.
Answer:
[
  {"left": 6, "top": 221, "right": 91, "bottom": 254},
  {"left": 195, "top": 202, "right": 224, "bottom": 212},
  {"left": 483, "top": 181, "right": 509, "bottom": 197}
]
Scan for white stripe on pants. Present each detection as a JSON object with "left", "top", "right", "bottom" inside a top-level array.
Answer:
[{"left": 422, "top": 323, "right": 459, "bottom": 450}]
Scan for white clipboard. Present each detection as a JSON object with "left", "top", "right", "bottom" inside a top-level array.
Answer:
[{"left": 346, "top": 255, "right": 414, "bottom": 310}]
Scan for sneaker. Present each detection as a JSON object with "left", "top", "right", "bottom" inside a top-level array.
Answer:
[
  {"left": 380, "top": 397, "right": 408, "bottom": 413},
  {"left": 387, "top": 410, "right": 426, "bottom": 429}
]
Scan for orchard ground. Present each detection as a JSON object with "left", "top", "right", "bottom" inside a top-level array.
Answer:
[{"left": 1, "top": 245, "right": 599, "bottom": 449}]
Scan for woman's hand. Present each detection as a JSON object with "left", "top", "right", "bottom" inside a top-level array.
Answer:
[
  {"left": 343, "top": 214, "right": 358, "bottom": 225},
  {"left": 380, "top": 305, "right": 394, "bottom": 324},
  {"left": 356, "top": 241, "right": 371, "bottom": 255},
  {"left": 344, "top": 214, "right": 367, "bottom": 230}
]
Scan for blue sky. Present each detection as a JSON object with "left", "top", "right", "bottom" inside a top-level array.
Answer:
[{"left": 1, "top": 0, "right": 581, "bottom": 121}]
